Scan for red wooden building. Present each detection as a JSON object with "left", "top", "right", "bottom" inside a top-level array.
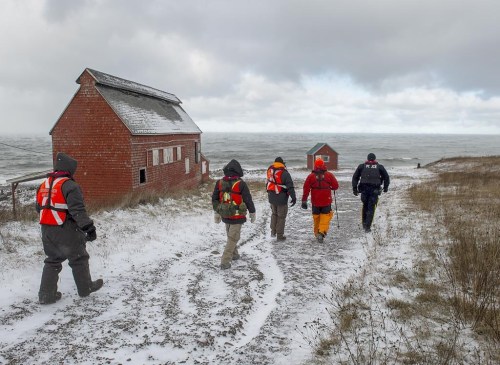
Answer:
[
  {"left": 50, "top": 68, "right": 209, "bottom": 207},
  {"left": 306, "top": 143, "right": 339, "bottom": 170}
]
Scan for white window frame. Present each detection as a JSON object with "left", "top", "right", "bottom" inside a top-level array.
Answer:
[
  {"left": 185, "top": 157, "right": 190, "bottom": 174},
  {"left": 316, "top": 154, "right": 330, "bottom": 162}
]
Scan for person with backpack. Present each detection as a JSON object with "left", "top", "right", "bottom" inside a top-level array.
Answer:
[
  {"left": 266, "top": 157, "right": 296, "bottom": 241},
  {"left": 36, "top": 152, "right": 103, "bottom": 304},
  {"left": 352, "top": 153, "right": 390, "bottom": 233},
  {"left": 212, "top": 159, "right": 256, "bottom": 269},
  {"left": 301, "top": 158, "right": 339, "bottom": 243}
]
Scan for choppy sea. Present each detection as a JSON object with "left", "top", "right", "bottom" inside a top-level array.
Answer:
[{"left": 1, "top": 132, "right": 499, "bottom": 185}]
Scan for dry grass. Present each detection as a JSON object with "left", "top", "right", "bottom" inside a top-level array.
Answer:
[
  {"left": 409, "top": 156, "right": 500, "bottom": 343},
  {"left": 0, "top": 203, "right": 38, "bottom": 223},
  {"left": 307, "top": 156, "right": 500, "bottom": 364}
]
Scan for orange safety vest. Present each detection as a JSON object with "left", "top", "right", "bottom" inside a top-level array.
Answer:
[
  {"left": 266, "top": 165, "right": 287, "bottom": 194},
  {"left": 218, "top": 179, "right": 246, "bottom": 219},
  {"left": 36, "top": 176, "right": 70, "bottom": 226}
]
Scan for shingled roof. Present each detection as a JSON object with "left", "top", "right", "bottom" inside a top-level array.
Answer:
[{"left": 77, "top": 68, "right": 201, "bottom": 135}]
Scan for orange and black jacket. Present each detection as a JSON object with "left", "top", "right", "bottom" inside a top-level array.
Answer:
[{"left": 266, "top": 162, "right": 296, "bottom": 206}]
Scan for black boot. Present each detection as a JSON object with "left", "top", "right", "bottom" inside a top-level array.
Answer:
[
  {"left": 39, "top": 291, "right": 62, "bottom": 304},
  {"left": 91, "top": 279, "right": 104, "bottom": 293},
  {"left": 39, "top": 262, "right": 62, "bottom": 304},
  {"left": 70, "top": 261, "right": 94, "bottom": 297}
]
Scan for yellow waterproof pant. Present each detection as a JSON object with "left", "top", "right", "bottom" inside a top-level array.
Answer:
[{"left": 313, "top": 211, "right": 334, "bottom": 236}]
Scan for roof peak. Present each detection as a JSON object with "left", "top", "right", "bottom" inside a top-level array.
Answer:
[{"left": 80, "top": 68, "right": 181, "bottom": 104}]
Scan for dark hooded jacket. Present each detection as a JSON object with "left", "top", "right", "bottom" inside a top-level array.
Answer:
[
  {"left": 36, "top": 152, "right": 94, "bottom": 231},
  {"left": 266, "top": 162, "right": 296, "bottom": 206},
  {"left": 212, "top": 159, "right": 256, "bottom": 224}
]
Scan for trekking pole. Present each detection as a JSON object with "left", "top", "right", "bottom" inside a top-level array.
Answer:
[{"left": 333, "top": 190, "right": 340, "bottom": 228}]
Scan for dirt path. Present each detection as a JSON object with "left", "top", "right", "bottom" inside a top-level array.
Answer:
[{"left": 0, "top": 179, "right": 373, "bottom": 365}]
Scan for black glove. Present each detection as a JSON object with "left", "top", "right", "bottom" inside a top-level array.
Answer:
[
  {"left": 82, "top": 224, "right": 97, "bottom": 242},
  {"left": 383, "top": 187, "right": 388, "bottom": 193},
  {"left": 290, "top": 197, "right": 297, "bottom": 207},
  {"left": 353, "top": 188, "right": 358, "bottom": 196},
  {"left": 301, "top": 201, "right": 308, "bottom": 210}
]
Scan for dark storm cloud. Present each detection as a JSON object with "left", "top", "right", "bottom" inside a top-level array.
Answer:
[
  {"left": 1, "top": 0, "right": 500, "bottom": 134},
  {"left": 41, "top": 0, "right": 500, "bottom": 93}
]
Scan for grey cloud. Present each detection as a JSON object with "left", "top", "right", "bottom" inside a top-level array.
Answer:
[{"left": 1, "top": 0, "right": 500, "bottom": 134}]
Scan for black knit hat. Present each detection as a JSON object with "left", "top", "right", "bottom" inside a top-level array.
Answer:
[
  {"left": 367, "top": 153, "right": 376, "bottom": 161},
  {"left": 275, "top": 157, "right": 284, "bottom": 164}
]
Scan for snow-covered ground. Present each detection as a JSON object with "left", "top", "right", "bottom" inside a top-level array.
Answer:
[{"left": 0, "top": 166, "right": 433, "bottom": 364}]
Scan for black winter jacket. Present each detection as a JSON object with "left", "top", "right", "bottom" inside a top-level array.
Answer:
[
  {"left": 267, "top": 165, "right": 296, "bottom": 206},
  {"left": 352, "top": 161, "right": 390, "bottom": 193}
]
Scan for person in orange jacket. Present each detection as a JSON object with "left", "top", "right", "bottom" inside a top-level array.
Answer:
[{"left": 301, "top": 158, "right": 339, "bottom": 243}]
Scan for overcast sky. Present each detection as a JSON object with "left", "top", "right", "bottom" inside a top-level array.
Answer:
[{"left": 1, "top": 0, "right": 500, "bottom": 135}]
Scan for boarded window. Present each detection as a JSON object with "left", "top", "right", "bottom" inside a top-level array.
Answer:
[
  {"left": 176, "top": 146, "right": 182, "bottom": 161},
  {"left": 152, "top": 149, "right": 160, "bottom": 166},
  {"left": 185, "top": 157, "right": 190, "bottom": 174},
  {"left": 139, "top": 169, "right": 146, "bottom": 184},
  {"left": 163, "top": 148, "right": 173, "bottom": 163},
  {"left": 195, "top": 142, "right": 200, "bottom": 164}
]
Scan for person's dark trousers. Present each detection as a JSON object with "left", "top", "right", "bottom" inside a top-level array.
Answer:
[
  {"left": 361, "top": 191, "right": 379, "bottom": 230},
  {"left": 39, "top": 225, "right": 93, "bottom": 301},
  {"left": 270, "top": 204, "right": 288, "bottom": 238}
]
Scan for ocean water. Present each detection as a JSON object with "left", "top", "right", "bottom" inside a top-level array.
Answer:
[
  {"left": 202, "top": 133, "right": 500, "bottom": 172},
  {"left": 1, "top": 133, "right": 499, "bottom": 185}
]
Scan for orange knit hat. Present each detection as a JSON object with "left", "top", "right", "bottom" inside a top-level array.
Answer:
[{"left": 314, "top": 158, "right": 326, "bottom": 170}]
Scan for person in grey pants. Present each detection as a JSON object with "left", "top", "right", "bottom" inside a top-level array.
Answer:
[
  {"left": 266, "top": 157, "right": 296, "bottom": 240},
  {"left": 212, "top": 159, "right": 256, "bottom": 269},
  {"left": 36, "top": 152, "right": 103, "bottom": 304}
]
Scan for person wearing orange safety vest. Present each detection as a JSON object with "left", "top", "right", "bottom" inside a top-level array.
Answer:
[
  {"left": 212, "top": 159, "right": 256, "bottom": 270},
  {"left": 36, "top": 152, "right": 103, "bottom": 304},
  {"left": 266, "top": 157, "right": 296, "bottom": 241},
  {"left": 301, "top": 158, "right": 339, "bottom": 243}
]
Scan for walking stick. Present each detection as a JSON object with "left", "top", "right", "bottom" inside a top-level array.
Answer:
[{"left": 333, "top": 190, "right": 340, "bottom": 228}]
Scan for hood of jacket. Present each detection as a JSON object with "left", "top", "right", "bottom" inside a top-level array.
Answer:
[
  {"left": 223, "top": 159, "right": 243, "bottom": 177},
  {"left": 54, "top": 152, "right": 78, "bottom": 176}
]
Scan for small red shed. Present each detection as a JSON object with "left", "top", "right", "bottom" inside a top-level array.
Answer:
[
  {"left": 50, "top": 68, "right": 209, "bottom": 207},
  {"left": 306, "top": 143, "right": 339, "bottom": 170}
]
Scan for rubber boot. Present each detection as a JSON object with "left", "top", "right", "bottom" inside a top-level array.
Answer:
[
  {"left": 90, "top": 279, "right": 104, "bottom": 293},
  {"left": 70, "top": 261, "right": 94, "bottom": 297},
  {"left": 39, "top": 263, "right": 62, "bottom": 304}
]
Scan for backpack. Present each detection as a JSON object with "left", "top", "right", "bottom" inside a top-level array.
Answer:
[{"left": 217, "top": 179, "right": 248, "bottom": 218}]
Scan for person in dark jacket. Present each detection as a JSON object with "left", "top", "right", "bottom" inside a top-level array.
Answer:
[
  {"left": 352, "top": 153, "right": 390, "bottom": 233},
  {"left": 301, "top": 159, "right": 339, "bottom": 243},
  {"left": 36, "top": 152, "right": 103, "bottom": 304},
  {"left": 266, "top": 157, "right": 296, "bottom": 241},
  {"left": 212, "top": 159, "right": 256, "bottom": 269}
]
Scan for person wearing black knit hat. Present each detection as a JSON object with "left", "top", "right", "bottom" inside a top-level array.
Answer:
[
  {"left": 266, "top": 157, "right": 296, "bottom": 240},
  {"left": 351, "top": 153, "right": 390, "bottom": 233}
]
